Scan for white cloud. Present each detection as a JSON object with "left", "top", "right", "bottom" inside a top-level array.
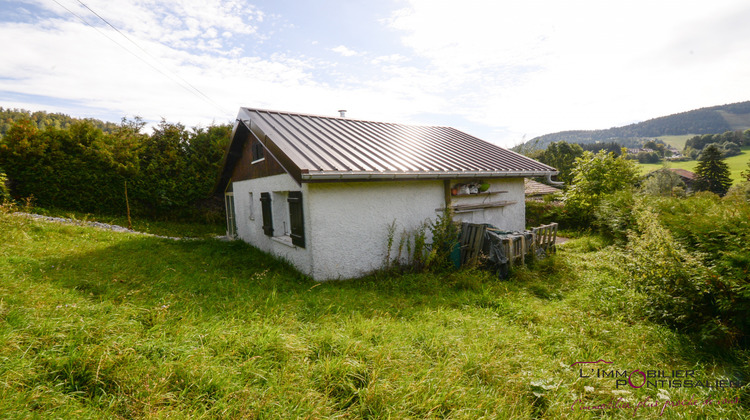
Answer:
[
  {"left": 331, "top": 45, "right": 358, "bottom": 57},
  {"left": 3, "top": 0, "right": 750, "bottom": 148},
  {"left": 385, "top": 0, "right": 750, "bottom": 144}
]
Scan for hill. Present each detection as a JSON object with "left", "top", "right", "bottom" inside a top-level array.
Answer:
[{"left": 524, "top": 101, "right": 750, "bottom": 150}]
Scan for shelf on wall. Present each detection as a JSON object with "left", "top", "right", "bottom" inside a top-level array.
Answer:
[
  {"left": 437, "top": 200, "right": 517, "bottom": 213},
  {"left": 452, "top": 190, "right": 508, "bottom": 197}
]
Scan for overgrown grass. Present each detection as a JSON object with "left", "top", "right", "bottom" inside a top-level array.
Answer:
[
  {"left": 639, "top": 146, "right": 750, "bottom": 183},
  {"left": 0, "top": 212, "right": 747, "bottom": 418}
]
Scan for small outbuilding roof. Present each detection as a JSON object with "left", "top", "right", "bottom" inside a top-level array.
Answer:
[
  {"left": 524, "top": 179, "right": 561, "bottom": 196},
  {"left": 217, "top": 108, "right": 557, "bottom": 189},
  {"left": 668, "top": 168, "right": 696, "bottom": 180}
]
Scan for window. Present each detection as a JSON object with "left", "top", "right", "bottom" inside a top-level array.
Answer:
[
  {"left": 259, "top": 190, "right": 305, "bottom": 248},
  {"left": 260, "top": 192, "right": 273, "bottom": 236},
  {"left": 224, "top": 192, "right": 237, "bottom": 238},
  {"left": 251, "top": 141, "right": 264, "bottom": 162},
  {"left": 287, "top": 191, "right": 305, "bottom": 248}
]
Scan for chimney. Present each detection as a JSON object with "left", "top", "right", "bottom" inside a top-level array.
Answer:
[{"left": 338, "top": 109, "right": 347, "bottom": 118}]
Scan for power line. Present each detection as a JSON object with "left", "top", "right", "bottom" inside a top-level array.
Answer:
[{"left": 49, "top": 0, "right": 231, "bottom": 116}]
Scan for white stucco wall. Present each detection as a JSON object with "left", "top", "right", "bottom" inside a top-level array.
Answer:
[
  {"left": 306, "top": 180, "right": 444, "bottom": 280},
  {"left": 451, "top": 178, "right": 526, "bottom": 232},
  {"left": 229, "top": 175, "right": 527, "bottom": 281},
  {"left": 231, "top": 174, "right": 313, "bottom": 275}
]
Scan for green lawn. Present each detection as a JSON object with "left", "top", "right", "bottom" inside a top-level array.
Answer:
[
  {"left": 640, "top": 146, "right": 750, "bottom": 183},
  {"left": 0, "top": 211, "right": 746, "bottom": 418}
]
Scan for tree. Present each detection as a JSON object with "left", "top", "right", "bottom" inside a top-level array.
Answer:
[
  {"left": 641, "top": 168, "right": 685, "bottom": 196},
  {"left": 693, "top": 145, "right": 732, "bottom": 196},
  {"left": 721, "top": 141, "right": 741, "bottom": 157},
  {"left": 563, "top": 149, "right": 640, "bottom": 223},
  {"left": 537, "top": 141, "right": 584, "bottom": 184}
]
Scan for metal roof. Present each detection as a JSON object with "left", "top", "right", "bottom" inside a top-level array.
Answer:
[
  {"left": 231, "top": 107, "right": 557, "bottom": 183},
  {"left": 524, "top": 179, "right": 561, "bottom": 196}
]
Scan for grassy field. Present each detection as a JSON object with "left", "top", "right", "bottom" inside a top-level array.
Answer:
[
  {"left": 656, "top": 134, "right": 694, "bottom": 150},
  {"left": 639, "top": 146, "right": 750, "bottom": 183},
  {"left": 0, "top": 210, "right": 747, "bottom": 418}
]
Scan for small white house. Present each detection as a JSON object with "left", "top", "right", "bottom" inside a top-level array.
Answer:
[{"left": 215, "top": 108, "right": 558, "bottom": 281}]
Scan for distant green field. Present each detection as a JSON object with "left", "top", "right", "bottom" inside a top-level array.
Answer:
[
  {"left": 656, "top": 134, "right": 694, "bottom": 149},
  {"left": 640, "top": 146, "right": 750, "bottom": 183}
]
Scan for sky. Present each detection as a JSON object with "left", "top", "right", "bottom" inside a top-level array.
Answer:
[{"left": 1, "top": 0, "right": 750, "bottom": 147}]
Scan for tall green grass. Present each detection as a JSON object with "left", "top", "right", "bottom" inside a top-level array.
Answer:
[{"left": 0, "top": 211, "right": 747, "bottom": 418}]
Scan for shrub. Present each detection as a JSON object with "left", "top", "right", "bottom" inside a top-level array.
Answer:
[
  {"left": 624, "top": 201, "right": 723, "bottom": 341},
  {"left": 593, "top": 189, "right": 635, "bottom": 242},
  {"left": 563, "top": 150, "right": 639, "bottom": 227},
  {"left": 425, "top": 209, "right": 460, "bottom": 271},
  {"left": 0, "top": 166, "right": 9, "bottom": 203},
  {"left": 625, "top": 196, "right": 750, "bottom": 346},
  {"left": 640, "top": 168, "right": 686, "bottom": 197}
]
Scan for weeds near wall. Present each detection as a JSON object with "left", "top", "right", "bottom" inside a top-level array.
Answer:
[{"left": 383, "top": 210, "right": 460, "bottom": 273}]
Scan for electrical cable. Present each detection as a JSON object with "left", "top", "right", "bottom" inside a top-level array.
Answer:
[{"left": 49, "top": 0, "right": 231, "bottom": 116}]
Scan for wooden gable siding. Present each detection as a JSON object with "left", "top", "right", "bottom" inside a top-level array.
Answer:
[{"left": 231, "top": 136, "right": 286, "bottom": 182}]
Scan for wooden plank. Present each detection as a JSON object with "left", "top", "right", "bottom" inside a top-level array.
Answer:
[
  {"left": 436, "top": 200, "right": 517, "bottom": 212},
  {"left": 459, "top": 223, "right": 486, "bottom": 266},
  {"left": 452, "top": 190, "right": 508, "bottom": 197},
  {"left": 443, "top": 180, "right": 452, "bottom": 209}
]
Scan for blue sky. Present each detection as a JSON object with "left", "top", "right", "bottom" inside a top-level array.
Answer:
[{"left": 2, "top": 0, "right": 750, "bottom": 147}]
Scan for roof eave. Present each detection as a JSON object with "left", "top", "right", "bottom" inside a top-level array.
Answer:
[{"left": 300, "top": 170, "right": 559, "bottom": 182}]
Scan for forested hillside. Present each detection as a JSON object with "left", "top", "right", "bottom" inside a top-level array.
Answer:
[
  {"left": 525, "top": 101, "right": 750, "bottom": 149},
  {"left": 0, "top": 107, "right": 119, "bottom": 136}
]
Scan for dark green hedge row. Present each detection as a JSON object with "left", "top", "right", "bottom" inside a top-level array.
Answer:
[{"left": 0, "top": 118, "right": 231, "bottom": 221}]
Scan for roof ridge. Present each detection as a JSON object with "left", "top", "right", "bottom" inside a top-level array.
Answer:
[{"left": 240, "top": 107, "right": 451, "bottom": 129}]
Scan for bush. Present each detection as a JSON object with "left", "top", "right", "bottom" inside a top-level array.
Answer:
[
  {"left": 592, "top": 189, "right": 635, "bottom": 242},
  {"left": 0, "top": 118, "right": 231, "bottom": 222},
  {"left": 563, "top": 150, "right": 639, "bottom": 227},
  {"left": 624, "top": 201, "right": 724, "bottom": 342},
  {"left": 525, "top": 197, "right": 564, "bottom": 228},
  {"left": 626, "top": 195, "right": 750, "bottom": 346},
  {"left": 0, "top": 166, "right": 9, "bottom": 203}
]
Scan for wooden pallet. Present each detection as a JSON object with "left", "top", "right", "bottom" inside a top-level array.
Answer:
[
  {"left": 531, "top": 223, "right": 558, "bottom": 256},
  {"left": 459, "top": 223, "right": 486, "bottom": 265}
]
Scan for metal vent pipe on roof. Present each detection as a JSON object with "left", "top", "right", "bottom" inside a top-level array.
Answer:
[{"left": 338, "top": 109, "right": 347, "bottom": 118}]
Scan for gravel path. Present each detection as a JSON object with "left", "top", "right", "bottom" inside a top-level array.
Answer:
[{"left": 14, "top": 213, "right": 189, "bottom": 240}]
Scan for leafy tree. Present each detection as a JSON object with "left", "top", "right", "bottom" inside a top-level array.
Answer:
[
  {"left": 693, "top": 145, "right": 732, "bottom": 196},
  {"left": 641, "top": 168, "right": 685, "bottom": 197},
  {"left": 721, "top": 141, "right": 741, "bottom": 157},
  {"left": 563, "top": 149, "right": 640, "bottom": 224},
  {"left": 635, "top": 151, "right": 660, "bottom": 163},
  {"left": 537, "top": 141, "right": 583, "bottom": 184}
]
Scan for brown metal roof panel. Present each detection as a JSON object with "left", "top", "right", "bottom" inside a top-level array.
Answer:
[
  {"left": 238, "top": 107, "right": 556, "bottom": 176},
  {"left": 244, "top": 110, "right": 319, "bottom": 169},
  {"left": 326, "top": 119, "right": 431, "bottom": 172},
  {"left": 311, "top": 118, "right": 405, "bottom": 172},
  {"left": 261, "top": 112, "right": 341, "bottom": 171}
]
